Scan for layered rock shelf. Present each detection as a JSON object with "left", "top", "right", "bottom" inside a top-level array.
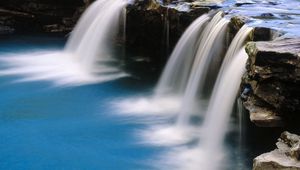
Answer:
[{"left": 242, "top": 38, "right": 300, "bottom": 127}]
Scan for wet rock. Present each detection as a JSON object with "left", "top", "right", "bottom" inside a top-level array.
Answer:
[
  {"left": 252, "top": 27, "right": 274, "bottom": 41},
  {"left": 242, "top": 38, "right": 300, "bottom": 127},
  {"left": 235, "top": 0, "right": 256, "bottom": 6},
  {"left": 0, "top": 0, "right": 88, "bottom": 34},
  {"left": 229, "top": 15, "right": 251, "bottom": 40},
  {"left": 126, "top": 0, "right": 210, "bottom": 63},
  {"left": 243, "top": 94, "right": 284, "bottom": 127},
  {"left": 246, "top": 39, "right": 300, "bottom": 81},
  {"left": 230, "top": 15, "right": 249, "bottom": 29},
  {"left": 253, "top": 131, "right": 300, "bottom": 170}
]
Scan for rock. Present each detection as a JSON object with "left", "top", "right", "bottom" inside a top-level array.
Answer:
[
  {"left": 126, "top": 0, "right": 210, "bottom": 63},
  {"left": 246, "top": 39, "right": 300, "bottom": 81},
  {"left": 242, "top": 38, "right": 300, "bottom": 127},
  {"left": 243, "top": 94, "right": 284, "bottom": 127},
  {"left": 253, "top": 131, "right": 300, "bottom": 170},
  {"left": 229, "top": 15, "right": 251, "bottom": 40},
  {"left": 0, "top": 0, "right": 88, "bottom": 34},
  {"left": 235, "top": 0, "right": 256, "bottom": 6},
  {"left": 252, "top": 27, "right": 275, "bottom": 41}
]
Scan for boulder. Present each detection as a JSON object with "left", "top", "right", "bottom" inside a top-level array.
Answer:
[
  {"left": 242, "top": 38, "right": 300, "bottom": 127},
  {"left": 253, "top": 131, "right": 300, "bottom": 170}
]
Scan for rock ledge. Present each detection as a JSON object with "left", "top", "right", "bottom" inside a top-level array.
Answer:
[{"left": 253, "top": 131, "right": 300, "bottom": 170}]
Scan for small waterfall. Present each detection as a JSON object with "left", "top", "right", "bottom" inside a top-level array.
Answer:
[
  {"left": 177, "top": 12, "right": 229, "bottom": 125},
  {"left": 198, "top": 26, "right": 253, "bottom": 170},
  {"left": 65, "top": 0, "right": 127, "bottom": 71},
  {"left": 155, "top": 14, "right": 210, "bottom": 96},
  {"left": 199, "top": 48, "right": 248, "bottom": 170},
  {"left": 0, "top": 0, "right": 128, "bottom": 86},
  {"left": 203, "top": 51, "right": 249, "bottom": 143}
]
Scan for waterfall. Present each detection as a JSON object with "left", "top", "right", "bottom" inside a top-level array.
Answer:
[
  {"left": 177, "top": 12, "right": 229, "bottom": 125},
  {"left": 151, "top": 26, "right": 253, "bottom": 170},
  {"left": 155, "top": 14, "right": 210, "bottom": 96},
  {"left": 203, "top": 49, "right": 248, "bottom": 148},
  {"left": 197, "top": 26, "right": 253, "bottom": 170},
  {"left": 201, "top": 25, "right": 253, "bottom": 149},
  {"left": 65, "top": 0, "right": 128, "bottom": 71},
  {"left": 0, "top": 0, "right": 128, "bottom": 86},
  {"left": 199, "top": 48, "right": 249, "bottom": 170}
]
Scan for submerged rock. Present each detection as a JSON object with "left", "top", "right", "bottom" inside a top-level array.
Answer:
[
  {"left": 242, "top": 38, "right": 300, "bottom": 127},
  {"left": 253, "top": 131, "right": 300, "bottom": 170}
]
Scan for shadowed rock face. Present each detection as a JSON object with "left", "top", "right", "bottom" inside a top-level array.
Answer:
[
  {"left": 253, "top": 131, "right": 300, "bottom": 170},
  {"left": 0, "top": 0, "right": 87, "bottom": 33},
  {"left": 242, "top": 39, "right": 300, "bottom": 127},
  {"left": 126, "top": 0, "right": 210, "bottom": 64}
]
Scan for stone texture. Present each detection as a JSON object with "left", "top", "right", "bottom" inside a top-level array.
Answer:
[
  {"left": 253, "top": 131, "right": 300, "bottom": 170},
  {"left": 242, "top": 38, "right": 300, "bottom": 127},
  {"left": 126, "top": 0, "right": 210, "bottom": 62},
  {"left": 0, "top": 0, "right": 88, "bottom": 33}
]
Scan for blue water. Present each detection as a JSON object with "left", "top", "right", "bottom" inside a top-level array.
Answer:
[{"left": 0, "top": 35, "right": 161, "bottom": 170}]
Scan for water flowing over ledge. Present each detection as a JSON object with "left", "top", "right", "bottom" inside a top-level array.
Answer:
[
  {"left": 114, "top": 9, "right": 254, "bottom": 169},
  {"left": 0, "top": 0, "right": 128, "bottom": 86}
]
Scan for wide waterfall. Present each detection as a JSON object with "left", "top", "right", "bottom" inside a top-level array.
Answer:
[
  {"left": 105, "top": 8, "right": 254, "bottom": 170},
  {"left": 0, "top": 0, "right": 127, "bottom": 86},
  {"left": 152, "top": 25, "right": 253, "bottom": 170}
]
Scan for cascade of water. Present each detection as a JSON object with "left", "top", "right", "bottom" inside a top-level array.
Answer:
[
  {"left": 198, "top": 26, "right": 253, "bottom": 170},
  {"left": 155, "top": 14, "right": 210, "bottom": 96},
  {"left": 199, "top": 48, "right": 248, "bottom": 170},
  {"left": 177, "top": 12, "right": 229, "bottom": 125},
  {"left": 121, "top": 7, "right": 127, "bottom": 64},
  {"left": 0, "top": 0, "right": 128, "bottom": 86},
  {"left": 123, "top": 7, "right": 127, "bottom": 45},
  {"left": 65, "top": 0, "right": 127, "bottom": 71}
]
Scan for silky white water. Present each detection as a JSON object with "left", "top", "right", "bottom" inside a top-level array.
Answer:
[
  {"left": 153, "top": 26, "right": 252, "bottom": 170},
  {"left": 201, "top": 26, "right": 253, "bottom": 151},
  {"left": 0, "top": 0, "right": 128, "bottom": 86},
  {"left": 177, "top": 12, "right": 229, "bottom": 125},
  {"left": 155, "top": 14, "right": 210, "bottom": 96},
  {"left": 198, "top": 48, "right": 249, "bottom": 170},
  {"left": 65, "top": 0, "right": 127, "bottom": 70}
]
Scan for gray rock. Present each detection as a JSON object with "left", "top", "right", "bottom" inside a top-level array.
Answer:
[
  {"left": 242, "top": 38, "right": 300, "bottom": 127},
  {"left": 243, "top": 94, "right": 284, "bottom": 127},
  {"left": 0, "top": 0, "right": 88, "bottom": 34},
  {"left": 246, "top": 39, "right": 300, "bottom": 82},
  {"left": 253, "top": 131, "right": 300, "bottom": 170}
]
